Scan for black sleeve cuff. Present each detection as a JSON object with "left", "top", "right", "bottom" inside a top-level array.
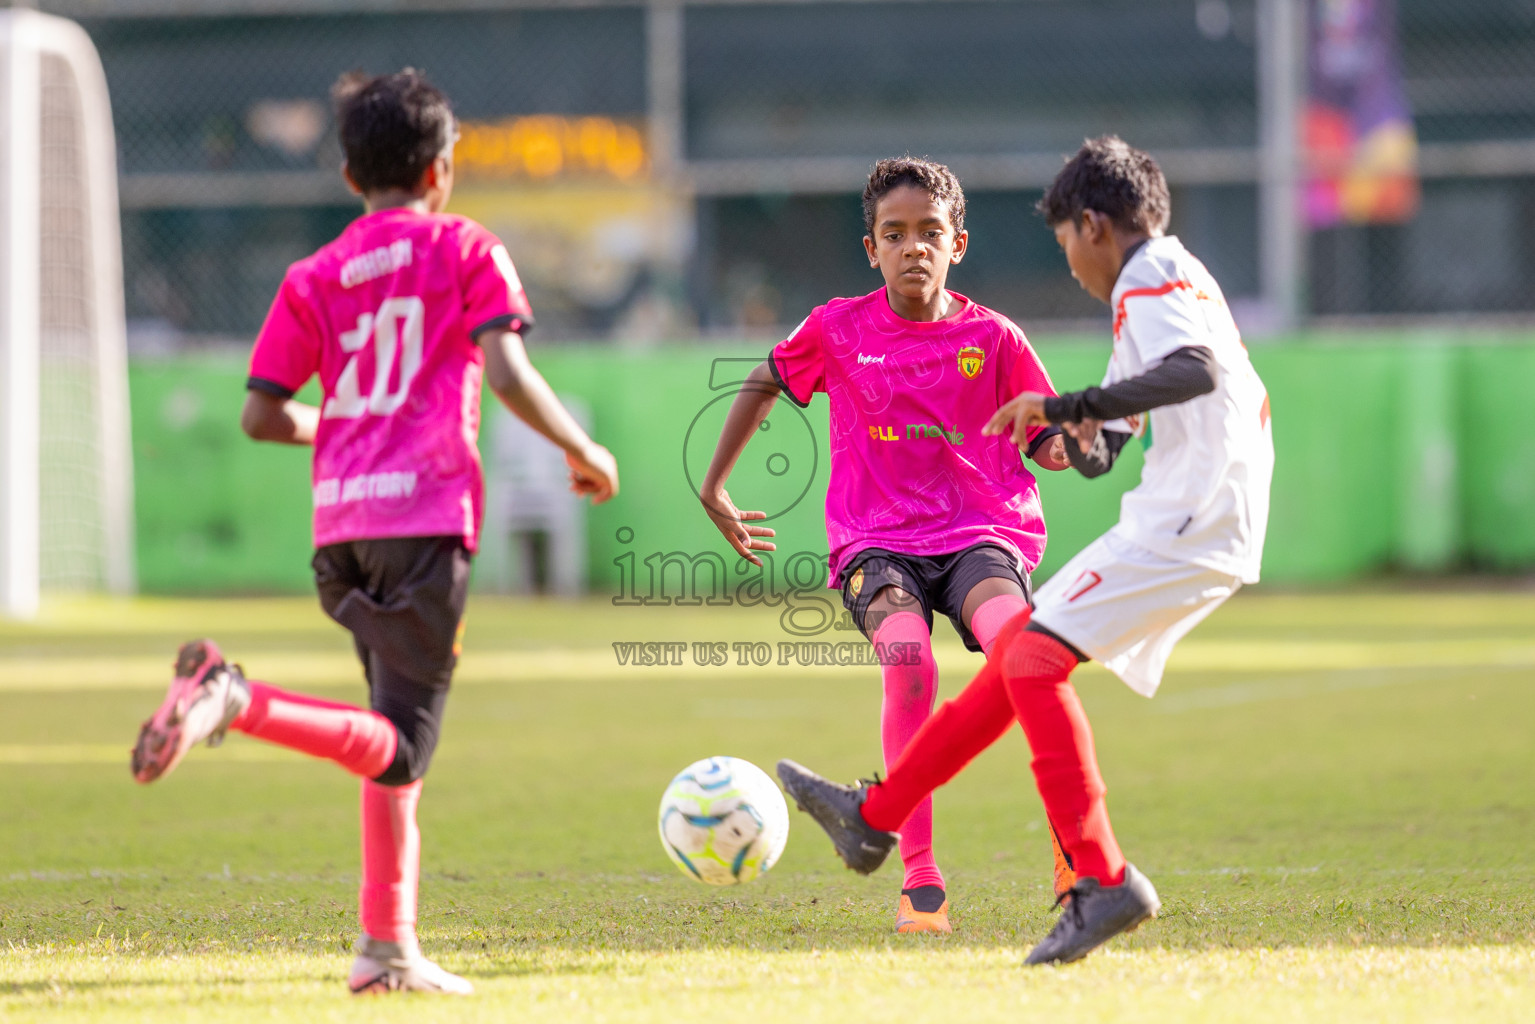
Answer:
[
  {"left": 471, "top": 312, "right": 535, "bottom": 340},
  {"left": 247, "top": 376, "right": 296, "bottom": 400},
  {"left": 1025, "top": 425, "right": 1061, "bottom": 459},
  {"left": 1046, "top": 346, "right": 1216, "bottom": 424},
  {"left": 1064, "top": 427, "right": 1133, "bottom": 479},
  {"left": 767, "top": 351, "right": 809, "bottom": 408}
]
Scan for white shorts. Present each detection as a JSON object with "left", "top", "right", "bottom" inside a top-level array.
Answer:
[{"left": 1032, "top": 531, "right": 1242, "bottom": 698}]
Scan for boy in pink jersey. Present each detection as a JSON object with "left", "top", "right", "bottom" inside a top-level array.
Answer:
[
  {"left": 701, "top": 158, "right": 1069, "bottom": 933},
  {"left": 129, "top": 70, "right": 618, "bottom": 995}
]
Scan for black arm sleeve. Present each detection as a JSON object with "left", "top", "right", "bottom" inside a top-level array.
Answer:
[
  {"left": 1043, "top": 346, "right": 1217, "bottom": 424},
  {"left": 1063, "top": 427, "right": 1133, "bottom": 479}
]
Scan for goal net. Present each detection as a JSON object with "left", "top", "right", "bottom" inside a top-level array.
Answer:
[{"left": 1, "top": 10, "right": 134, "bottom": 618}]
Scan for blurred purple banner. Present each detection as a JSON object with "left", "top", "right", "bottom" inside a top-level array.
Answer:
[{"left": 1305, "top": 0, "right": 1419, "bottom": 227}]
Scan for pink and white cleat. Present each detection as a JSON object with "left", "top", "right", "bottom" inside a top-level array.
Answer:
[
  {"left": 130, "top": 640, "right": 250, "bottom": 784},
  {"left": 348, "top": 935, "right": 474, "bottom": 995}
]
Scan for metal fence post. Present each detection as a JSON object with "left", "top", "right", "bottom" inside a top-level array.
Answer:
[
  {"left": 647, "top": 0, "right": 684, "bottom": 183},
  {"left": 1257, "top": 0, "right": 1307, "bottom": 333}
]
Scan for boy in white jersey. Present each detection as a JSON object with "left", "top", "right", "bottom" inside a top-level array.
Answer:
[
  {"left": 128, "top": 69, "right": 618, "bottom": 995},
  {"left": 778, "top": 136, "right": 1274, "bottom": 966}
]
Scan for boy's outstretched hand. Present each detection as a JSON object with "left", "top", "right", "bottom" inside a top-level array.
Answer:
[
  {"left": 984, "top": 391, "right": 1051, "bottom": 446},
  {"left": 701, "top": 489, "right": 777, "bottom": 567},
  {"left": 566, "top": 442, "right": 619, "bottom": 504}
]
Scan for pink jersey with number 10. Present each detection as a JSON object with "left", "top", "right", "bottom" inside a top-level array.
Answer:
[{"left": 248, "top": 208, "right": 533, "bottom": 552}]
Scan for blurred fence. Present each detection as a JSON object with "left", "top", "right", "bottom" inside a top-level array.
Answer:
[
  {"left": 128, "top": 334, "right": 1535, "bottom": 595},
  {"left": 36, "top": 0, "right": 1535, "bottom": 345}
]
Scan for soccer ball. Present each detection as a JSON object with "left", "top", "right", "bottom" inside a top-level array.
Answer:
[{"left": 657, "top": 756, "right": 789, "bottom": 885}]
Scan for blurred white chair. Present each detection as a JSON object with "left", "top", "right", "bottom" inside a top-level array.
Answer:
[{"left": 483, "top": 396, "right": 590, "bottom": 597}]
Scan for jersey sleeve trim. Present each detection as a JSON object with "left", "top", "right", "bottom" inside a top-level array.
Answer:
[
  {"left": 1025, "top": 425, "right": 1061, "bottom": 459},
  {"left": 471, "top": 312, "right": 535, "bottom": 340},
  {"left": 767, "top": 349, "right": 811, "bottom": 408},
  {"left": 247, "top": 376, "right": 296, "bottom": 400}
]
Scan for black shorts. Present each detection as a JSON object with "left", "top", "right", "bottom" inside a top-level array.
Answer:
[
  {"left": 838, "top": 543, "right": 1031, "bottom": 653},
  {"left": 312, "top": 535, "right": 471, "bottom": 785}
]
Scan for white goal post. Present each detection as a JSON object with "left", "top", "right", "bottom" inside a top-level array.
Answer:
[{"left": 1, "top": 9, "right": 134, "bottom": 618}]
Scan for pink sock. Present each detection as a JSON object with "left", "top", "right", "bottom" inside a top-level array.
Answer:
[
  {"left": 970, "top": 594, "right": 1032, "bottom": 656},
  {"left": 360, "top": 778, "right": 421, "bottom": 943},
  {"left": 234, "top": 681, "right": 398, "bottom": 779},
  {"left": 871, "top": 612, "right": 944, "bottom": 891}
]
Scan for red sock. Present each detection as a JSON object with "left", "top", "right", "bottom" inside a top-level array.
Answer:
[
  {"left": 234, "top": 681, "right": 398, "bottom": 779},
  {"left": 870, "top": 612, "right": 943, "bottom": 891},
  {"left": 861, "top": 608, "right": 1032, "bottom": 832},
  {"left": 996, "top": 625, "right": 1125, "bottom": 885},
  {"left": 359, "top": 778, "right": 421, "bottom": 943}
]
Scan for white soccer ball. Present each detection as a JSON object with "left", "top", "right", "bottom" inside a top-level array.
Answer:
[{"left": 657, "top": 756, "right": 790, "bottom": 885}]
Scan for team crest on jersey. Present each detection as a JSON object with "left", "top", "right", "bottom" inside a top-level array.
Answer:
[
  {"left": 849, "top": 568, "right": 864, "bottom": 598},
  {"left": 957, "top": 346, "right": 985, "bottom": 380}
]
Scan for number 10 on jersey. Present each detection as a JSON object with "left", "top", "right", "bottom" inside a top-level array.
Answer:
[{"left": 323, "top": 296, "right": 425, "bottom": 419}]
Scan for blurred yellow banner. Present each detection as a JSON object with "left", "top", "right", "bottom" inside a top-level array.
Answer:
[{"left": 456, "top": 116, "right": 647, "bottom": 182}]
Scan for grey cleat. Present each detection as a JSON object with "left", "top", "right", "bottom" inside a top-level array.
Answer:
[
  {"left": 347, "top": 935, "right": 474, "bottom": 995},
  {"left": 131, "top": 640, "right": 251, "bottom": 784},
  {"left": 776, "top": 759, "right": 898, "bottom": 875},
  {"left": 1024, "top": 863, "right": 1160, "bottom": 965}
]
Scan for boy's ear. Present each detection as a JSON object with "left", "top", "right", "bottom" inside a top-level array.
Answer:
[
  {"left": 340, "top": 161, "right": 363, "bottom": 196},
  {"left": 863, "top": 234, "right": 879, "bottom": 267},
  {"left": 1082, "top": 209, "right": 1111, "bottom": 244},
  {"left": 950, "top": 228, "right": 969, "bottom": 264},
  {"left": 422, "top": 154, "right": 450, "bottom": 192}
]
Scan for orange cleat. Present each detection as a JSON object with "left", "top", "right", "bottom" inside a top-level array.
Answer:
[
  {"left": 895, "top": 886, "right": 952, "bottom": 934},
  {"left": 1050, "top": 821, "right": 1078, "bottom": 902}
]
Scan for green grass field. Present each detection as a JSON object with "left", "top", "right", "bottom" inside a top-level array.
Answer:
[{"left": 3, "top": 588, "right": 1534, "bottom": 1022}]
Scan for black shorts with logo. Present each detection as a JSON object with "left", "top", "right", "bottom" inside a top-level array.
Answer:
[
  {"left": 838, "top": 543, "right": 1031, "bottom": 653},
  {"left": 312, "top": 534, "right": 471, "bottom": 785}
]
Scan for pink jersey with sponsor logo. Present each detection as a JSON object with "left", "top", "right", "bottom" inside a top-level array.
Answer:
[
  {"left": 770, "top": 289, "right": 1057, "bottom": 584},
  {"left": 248, "top": 208, "right": 533, "bottom": 552}
]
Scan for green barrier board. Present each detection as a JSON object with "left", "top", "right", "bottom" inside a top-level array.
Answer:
[{"left": 127, "top": 334, "right": 1535, "bottom": 594}]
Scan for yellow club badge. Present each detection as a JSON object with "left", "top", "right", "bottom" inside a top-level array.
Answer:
[
  {"left": 957, "top": 346, "right": 985, "bottom": 380},
  {"left": 849, "top": 568, "right": 864, "bottom": 597}
]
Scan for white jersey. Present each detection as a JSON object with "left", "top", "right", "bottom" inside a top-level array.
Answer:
[{"left": 1101, "top": 235, "right": 1273, "bottom": 583}]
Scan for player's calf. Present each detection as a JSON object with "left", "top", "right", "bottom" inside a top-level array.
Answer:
[{"left": 131, "top": 640, "right": 251, "bottom": 784}]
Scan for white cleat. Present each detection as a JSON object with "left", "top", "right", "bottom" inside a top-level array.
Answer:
[
  {"left": 347, "top": 935, "right": 474, "bottom": 995},
  {"left": 131, "top": 640, "right": 251, "bottom": 784}
]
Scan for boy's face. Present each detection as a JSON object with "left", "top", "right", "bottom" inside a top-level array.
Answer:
[
  {"left": 1053, "top": 213, "right": 1120, "bottom": 304},
  {"left": 863, "top": 185, "right": 967, "bottom": 305}
]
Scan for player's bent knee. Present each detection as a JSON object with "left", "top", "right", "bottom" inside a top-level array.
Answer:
[
  {"left": 371, "top": 732, "right": 437, "bottom": 786},
  {"left": 369, "top": 708, "right": 442, "bottom": 786}
]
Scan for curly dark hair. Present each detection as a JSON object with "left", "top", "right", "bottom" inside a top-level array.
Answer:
[
  {"left": 862, "top": 156, "right": 966, "bottom": 235},
  {"left": 1036, "top": 136, "right": 1170, "bottom": 234},
  {"left": 332, "top": 68, "right": 455, "bottom": 194}
]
